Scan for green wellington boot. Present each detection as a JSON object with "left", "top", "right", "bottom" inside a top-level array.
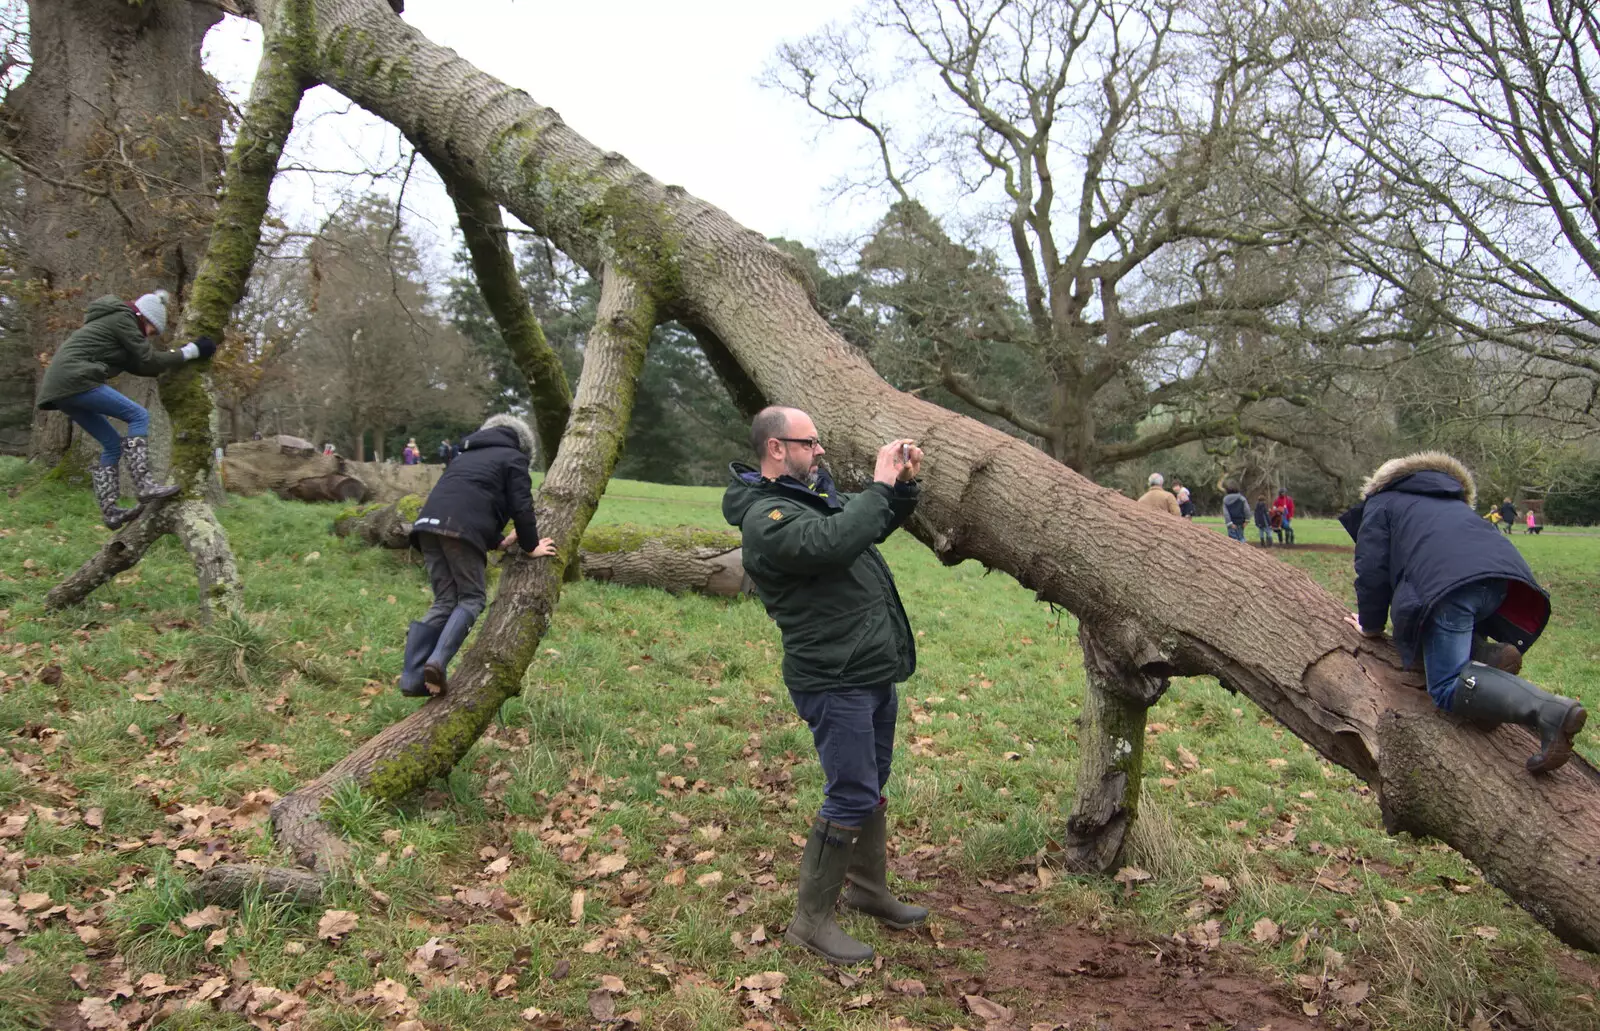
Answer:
[
  {"left": 1450, "top": 662, "right": 1588, "bottom": 774},
  {"left": 785, "top": 818, "right": 874, "bottom": 964},
  {"left": 842, "top": 803, "right": 927, "bottom": 929}
]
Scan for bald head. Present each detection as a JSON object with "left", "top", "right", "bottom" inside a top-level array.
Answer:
[
  {"left": 750, "top": 406, "right": 803, "bottom": 457},
  {"left": 751, "top": 406, "right": 824, "bottom": 481}
]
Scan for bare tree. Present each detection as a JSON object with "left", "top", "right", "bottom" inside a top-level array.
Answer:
[
  {"left": 297, "top": 194, "right": 484, "bottom": 459},
  {"left": 769, "top": 0, "right": 1389, "bottom": 478},
  {"left": 1298, "top": 0, "right": 1600, "bottom": 429}
]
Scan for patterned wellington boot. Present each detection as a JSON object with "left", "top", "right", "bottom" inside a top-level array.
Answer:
[
  {"left": 122, "top": 435, "right": 180, "bottom": 503},
  {"left": 89, "top": 464, "right": 142, "bottom": 529}
]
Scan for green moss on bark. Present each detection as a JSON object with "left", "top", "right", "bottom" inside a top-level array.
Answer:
[{"left": 580, "top": 524, "right": 739, "bottom": 554}]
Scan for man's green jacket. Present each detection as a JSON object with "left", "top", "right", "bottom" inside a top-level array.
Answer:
[
  {"left": 722, "top": 462, "right": 918, "bottom": 692},
  {"left": 37, "top": 296, "right": 187, "bottom": 410}
]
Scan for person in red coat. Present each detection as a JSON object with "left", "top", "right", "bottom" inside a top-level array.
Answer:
[{"left": 1274, "top": 488, "right": 1296, "bottom": 545}]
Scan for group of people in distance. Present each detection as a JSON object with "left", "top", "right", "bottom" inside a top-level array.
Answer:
[
  {"left": 34, "top": 290, "right": 1589, "bottom": 968},
  {"left": 1138, "top": 473, "right": 1298, "bottom": 546}
]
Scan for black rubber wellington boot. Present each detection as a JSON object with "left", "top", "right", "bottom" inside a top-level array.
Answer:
[
  {"left": 423, "top": 607, "right": 476, "bottom": 695},
  {"left": 399, "top": 621, "right": 441, "bottom": 697},
  {"left": 842, "top": 803, "right": 928, "bottom": 929},
  {"left": 785, "top": 818, "right": 874, "bottom": 964},
  {"left": 1450, "top": 662, "right": 1587, "bottom": 774}
]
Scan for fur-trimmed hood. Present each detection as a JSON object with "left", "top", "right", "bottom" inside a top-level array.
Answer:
[
  {"left": 479, "top": 413, "right": 536, "bottom": 456},
  {"left": 1360, "top": 452, "right": 1476, "bottom": 507}
]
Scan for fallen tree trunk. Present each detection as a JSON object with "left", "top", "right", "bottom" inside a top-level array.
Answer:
[
  {"left": 335, "top": 503, "right": 752, "bottom": 597},
  {"left": 243, "top": 0, "right": 1600, "bottom": 952},
  {"left": 270, "top": 267, "right": 655, "bottom": 868},
  {"left": 578, "top": 529, "right": 750, "bottom": 597}
]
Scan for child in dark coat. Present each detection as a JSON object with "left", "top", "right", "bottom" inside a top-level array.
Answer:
[
  {"left": 1339, "top": 453, "right": 1584, "bottom": 773},
  {"left": 1253, "top": 496, "right": 1272, "bottom": 545},
  {"left": 400, "top": 414, "right": 556, "bottom": 697}
]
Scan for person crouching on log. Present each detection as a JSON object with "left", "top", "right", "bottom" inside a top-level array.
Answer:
[
  {"left": 724, "top": 407, "right": 928, "bottom": 965},
  {"left": 35, "top": 290, "right": 217, "bottom": 528},
  {"left": 1339, "top": 452, "right": 1586, "bottom": 773},
  {"left": 399, "top": 413, "right": 554, "bottom": 698}
]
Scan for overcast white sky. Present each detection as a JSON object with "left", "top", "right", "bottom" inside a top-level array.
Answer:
[{"left": 201, "top": 0, "right": 885, "bottom": 272}]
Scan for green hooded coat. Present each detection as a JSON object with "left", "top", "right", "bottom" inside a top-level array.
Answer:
[
  {"left": 36, "top": 296, "right": 186, "bottom": 410},
  {"left": 722, "top": 462, "right": 918, "bottom": 693}
]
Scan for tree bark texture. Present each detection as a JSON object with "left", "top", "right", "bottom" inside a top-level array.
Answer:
[
  {"left": 445, "top": 175, "right": 573, "bottom": 464},
  {"left": 7, "top": 0, "right": 224, "bottom": 465},
  {"left": 1061, "top": 623, "right": 1172, "bottom": 873},
  {"left": 43, "top": 2, "right": 313, "bottom": 620},
  {"left": 577, "top": 533, "right": 750, "bottom": 597},
  {"left": 196, "top": 863, "right": 324, "bottom": 909},
  {"left": 270, "top": 267, "right": 655, "bottom": 869},
  {"left": 256, "top": 0, "right": 1600, "bottom": 951}
]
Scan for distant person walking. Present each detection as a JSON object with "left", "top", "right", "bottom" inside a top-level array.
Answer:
[
  {"left": 1136, "top": 472, "right": 1182, "bottom": 517},
  {"left": 1275, "top": 488, "right": 1296, "bottom": 545},
  {"left": 723, "top": 407, "right": 928, "bottom": 964},
  {"left": 1527, "top": 509, "right": 1542, "bottom": 535},
  {"left": 1339, "top": 452, "right": 1584, "bottom": 773},
  {"left": 1269, "top": 498, "right": 1286, "bottom": 543},
  {"left": 402, "top": 438, "right": 420, "bottom": 465},
  {"left": 1498, "top": 497, "right": 1517, "bottom": 535},
  {"left": 1222, "top": 484, "right": 1250, "bottom": 542},
  {"left": 35, "top": 290, "right": 216, "bottom": 528},
  {"left": 1253, "top": 496, "right": 1273, "bottom": 545},
  {"left": 400, "top": 414, "right": 555, "bottom": 698},
  {"left": 1173, "top": 480, "right": 1195, "bottom": 519}
]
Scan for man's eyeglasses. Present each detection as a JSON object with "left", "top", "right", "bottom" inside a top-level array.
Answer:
[{"left": 777, "top": 437, "right": 823, "bottom": 450}]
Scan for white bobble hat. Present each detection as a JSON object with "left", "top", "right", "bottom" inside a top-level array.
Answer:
[{"left": 133, "top": 289, "right": 171, "bottom": 335}]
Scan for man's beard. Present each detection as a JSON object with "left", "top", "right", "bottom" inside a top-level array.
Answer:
[{"left": 785, "top": 453, "right": 815, "bottom": 483}]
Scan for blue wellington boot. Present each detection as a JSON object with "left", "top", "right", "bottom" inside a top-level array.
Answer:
[
  {"left": 422, "top": 607, "right": 476, "bottom": 696},
  {"left": 399, "top": 621, "right": 441, "bottom": 697}
]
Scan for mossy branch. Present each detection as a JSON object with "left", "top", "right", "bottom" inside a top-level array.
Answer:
[{"left": 445, "top": 175, "right": 573, "bottom": 463}]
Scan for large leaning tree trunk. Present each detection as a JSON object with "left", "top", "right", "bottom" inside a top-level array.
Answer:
[
  {"left": 4, "top": 0, "right": 223, "bottom": 469},
  {"left": 224, "top": 0, "right": 1600, "bottom": 953}
]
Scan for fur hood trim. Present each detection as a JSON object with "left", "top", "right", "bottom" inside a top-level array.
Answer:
[
  {"left": 1361, "top": 451, "right": 1476, "bottom": 506},
  {"left": 481, "top": 413, "right": 536, "bottom": 457}
]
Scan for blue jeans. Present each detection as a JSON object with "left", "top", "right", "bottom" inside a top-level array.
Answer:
[
  {"left": 1422, "top": 579, "right": 1508, "bottom": 709},
  {"left": 789, "top": 685, "right": 898, "bottom": 827},
  {"left": 54, "top": 385, "right": 149, "bottom": 466},
  {"left": 1227, "top": 523, "right": 1245, "bottom": 541}
]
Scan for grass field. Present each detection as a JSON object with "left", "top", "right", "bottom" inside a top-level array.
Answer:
[{"left": 1, "top": 457, "right": 1597, "bottom": 1030}]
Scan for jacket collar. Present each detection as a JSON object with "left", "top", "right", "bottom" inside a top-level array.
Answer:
[{"left": 732, "top": 461, "right": 842, "bottom": 511}]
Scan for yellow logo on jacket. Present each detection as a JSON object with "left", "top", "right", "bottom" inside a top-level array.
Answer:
[{"left": 767, "top": 509, "right": 783, "bottom": 520}]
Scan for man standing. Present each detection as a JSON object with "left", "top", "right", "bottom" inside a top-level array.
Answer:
[
  {"left": 723, "top": 407, "right": 927, "bottom": 964},
  {"left": 1136, "top": 472, "right": 1181, "bottom": 516}
]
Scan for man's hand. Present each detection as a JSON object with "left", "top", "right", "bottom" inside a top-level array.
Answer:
[
  {"left": 529, "top": 537, "right": 557, "bottom": 558},
  {"left": 500, "top": 531, "right": 518, "bottom": 551},
  {"left": 874, "top": 439, "right": 922, "bottom": 486}
]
